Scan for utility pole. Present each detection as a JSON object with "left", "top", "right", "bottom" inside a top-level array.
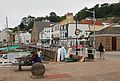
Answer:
[
  {"left": 86, "top": 10, "right": 96, "bottom": 49},
  {"left": 93, "top": 10, "right": 96, "bottom": 49},
  {"left": 75, "top": 15, "right": 78, "bottom": 55}
]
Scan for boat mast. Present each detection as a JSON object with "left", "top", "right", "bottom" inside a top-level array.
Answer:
[
  {"left": 6, "top": 16, "right": 9, "bottom": 46},
  {"left": 17, "top": 25, "right": 21, "bottom": 45}
]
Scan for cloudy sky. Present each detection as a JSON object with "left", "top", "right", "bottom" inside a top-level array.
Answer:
[{"left": 0, "top": 0, "right": 119, "bottom": 30}]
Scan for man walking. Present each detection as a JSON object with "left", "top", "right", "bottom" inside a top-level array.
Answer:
[{"left": 98, "top": 43, "right": 105, "bottom": 59}]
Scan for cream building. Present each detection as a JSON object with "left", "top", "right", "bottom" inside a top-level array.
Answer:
[{"left": 59, "top": 13, "right": 75, "bottom": 25}]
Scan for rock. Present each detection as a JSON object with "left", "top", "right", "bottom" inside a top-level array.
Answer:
[{"left": 31, "top": 62, "right": 45, "bottom": 77}]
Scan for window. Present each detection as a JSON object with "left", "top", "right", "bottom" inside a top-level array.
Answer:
[
  {"left": 44, "top": 30, "right": 46, "bottom": 32},
  {"left": 60, "top": 35, "right": 62, "bottom": 38},
  {"left": 51, "top": 28, "right": 53, "bottom": 32},
  {"left": 58, "top": 26, "right": 59, "bottom": 30},
  {"left": 63, "top": 32, "right": 64, "bottom": 36},
  {"left": 55, "top": 27, "right": 57, "bottom": 31},
  {"left": 26, "top": 40, "right": 29, "bottom": 43},
  {"left": 61, "top": 26, "right": 63, "bottom": 30},
  {"left": 64, "top": 25, "right": 66, "bottom": 30},
  {"left": 63, "top": 26, "right": 64, "bottom": 30},
  {"left": 60, "top": 26, "right": 61, "bottom": 31}
]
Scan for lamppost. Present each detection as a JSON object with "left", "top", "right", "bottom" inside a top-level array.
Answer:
[
  {"left": 86, "top": 10, "right": 96, "bottom": 49},
  {"left": 75, "top": 14, "right": 80, "bottom": 55},
  {"left": 51, "top": 34, "right": 54, "bottom": 47}
]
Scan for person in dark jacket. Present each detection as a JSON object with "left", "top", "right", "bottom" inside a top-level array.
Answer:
[
  {"left": 98, "top": 43, "right": 105, "bottom": 59},
  {"left": 30, "top": 51, "right": 41, "bottom": 63}
]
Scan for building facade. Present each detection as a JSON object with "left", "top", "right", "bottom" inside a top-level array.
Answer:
[
  {"left": 0, "top": 29, "right": 8, "bottom": 43},
  {"left": 41, "top": 25, "right": 53, "bottom": 45},
  {"left": 95, "top": 25, "right": 120, "bottom": 51},
  {"left": 59, "top": 23, "right": 91, "bottom": 47},
  {"left": 59, "top": 13, "right": 75, "bottom": 25},
  {"left": 31, "top": 21, "right": 54, "bottom": 44},
  {"left": 52, "top": 24, "right": 61, "bottom": 46},
  {"left": 15, "top": 32, "right": 31, "bottom": 44},
  {"left": 0, "top": 29, "right": 15, "bottom": 45}
]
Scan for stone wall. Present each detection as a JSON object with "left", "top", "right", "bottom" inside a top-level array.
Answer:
[
  {"left": 40, "top": 48, "right": 57, "bottom": 61},
  {"left": 117, "top": 37, "right": 120, "bottom": 51},
  {"left": 96, "top": 36, "right": 120, "bottom": 51},
  {"left": 96, "top": 36, "right": 111, "bottom": 51}
]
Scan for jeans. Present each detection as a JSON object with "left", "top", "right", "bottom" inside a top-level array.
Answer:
[{"left": 100, "top": 52, "right": 104, "bottom": 59}]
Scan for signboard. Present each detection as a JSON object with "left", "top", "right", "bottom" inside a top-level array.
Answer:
[{"left": 75, "top": 29, "right": 80, "bottom": 35}]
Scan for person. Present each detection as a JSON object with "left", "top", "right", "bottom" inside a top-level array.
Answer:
[
  {"left": 37, "top": 49, "right": 42, "bottom": 62},
  {"left": 60, "top": 46, "right": 66, "bottom": 61},
  {"left": 98, "top": 43, "right": 105, "bottom": 59},
  {"left": 57, "top": 46, "right": 61, "bottom": 62},
  {"left": 30, "top": 51, "right": 41, "bottom": 63},
  {"left": 65, "top": 48, "right": 72, "bottom": 58}
]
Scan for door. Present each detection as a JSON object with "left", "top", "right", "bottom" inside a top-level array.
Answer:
[{"left": 112, "top": 37, "right": 117, "bottom": 51}]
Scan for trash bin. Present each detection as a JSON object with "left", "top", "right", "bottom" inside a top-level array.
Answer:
[{"left": 87, "top": 48, "right": 95, "bottom": 59}]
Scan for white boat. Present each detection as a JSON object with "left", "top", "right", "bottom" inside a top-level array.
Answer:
[
  {"left": 0, "top": 53, "right": 18, "bottom": 65},
  {"left": 0, "top": 54, "right": 11, "bottom": 65}
]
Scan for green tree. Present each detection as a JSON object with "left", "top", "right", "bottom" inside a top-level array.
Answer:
[
  {"left": 76, "top": 7, "right": 92, "bottom": 20},
  {"left": 76, "top": 2, "right": 120, "bottom": 20},
  {"left": 35, "top": 17, "right": 44, "bottom": 21},
  {"left": 49, "top": 12, "right": 58, "bottom": 22}
]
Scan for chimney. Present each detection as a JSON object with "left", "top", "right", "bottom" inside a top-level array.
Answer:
[{"left": 65, "top": 13, "right": 73, "bottom": 20}]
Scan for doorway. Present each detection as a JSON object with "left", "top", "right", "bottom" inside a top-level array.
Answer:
[{"left": 112, "top": 37, "right": 117, "bottom": 51}]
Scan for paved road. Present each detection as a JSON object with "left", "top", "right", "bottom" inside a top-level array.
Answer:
[
  {"left": 0, "top": 51, "right": 120, "bottom": 81},
  {"left": 96, "top": 51, "right": 120, "bottom": 59}
]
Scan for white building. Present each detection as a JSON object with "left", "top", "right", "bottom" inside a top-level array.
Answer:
[
  {"left": 0, "top": 29, "right": 8, "bottom": 43},
  {"left": 15, "top": 32, "right": 31, "bottom": 44},
  {"left": 68, "top": 24, "right": 90, "bottom": 38},
  {"left": 52, "top": 24, "right": 61, "bottom": 46},
  {"left": 53, "top": 24, "right": 60, "bottom": 38},
  {"left": 40, "top": 24, "right": 53, "bottom": 45},
  {"left": 59, "top": 23, "right": 91, "bottom": 47}
]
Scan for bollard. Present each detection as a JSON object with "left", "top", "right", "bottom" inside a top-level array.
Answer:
[{"left": 31, "top": 62, "right": 45, "bottom": 77}]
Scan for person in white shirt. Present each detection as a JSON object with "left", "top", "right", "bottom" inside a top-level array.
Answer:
[{"left": 37, "top": 49, "right": 42, "bottom": 61}]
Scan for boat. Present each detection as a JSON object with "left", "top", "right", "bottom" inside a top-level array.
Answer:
[
  {"left": 0, "top": 50, "right": 7, "bottom": 54},
  {"left": 0, "top": 50, "right": 18, "bottom": 65},
  {"left": 0, "top": 52, "right": 11, "bottom": 65},
  {"left": 0, "top": 45, "right": 21, "bottom": 51}
]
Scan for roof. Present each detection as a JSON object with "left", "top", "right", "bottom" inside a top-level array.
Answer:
[
  {"left": 96, "top": 26, "right": 120, "bottom": 35},
  {"left": 34, "top": 21, "right": 54, "bottom": 32},
  {"left": 80, "top": 20, "right": 103, "bottom": 26}
]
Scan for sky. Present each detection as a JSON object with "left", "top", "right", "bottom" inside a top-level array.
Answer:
[{"left": 0, "top": 0, "right": 119, "bottom": 30}]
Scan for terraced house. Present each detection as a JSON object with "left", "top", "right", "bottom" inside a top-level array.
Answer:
[{"left": 31, "top": 21, "right": 54, "bottom": 44}]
